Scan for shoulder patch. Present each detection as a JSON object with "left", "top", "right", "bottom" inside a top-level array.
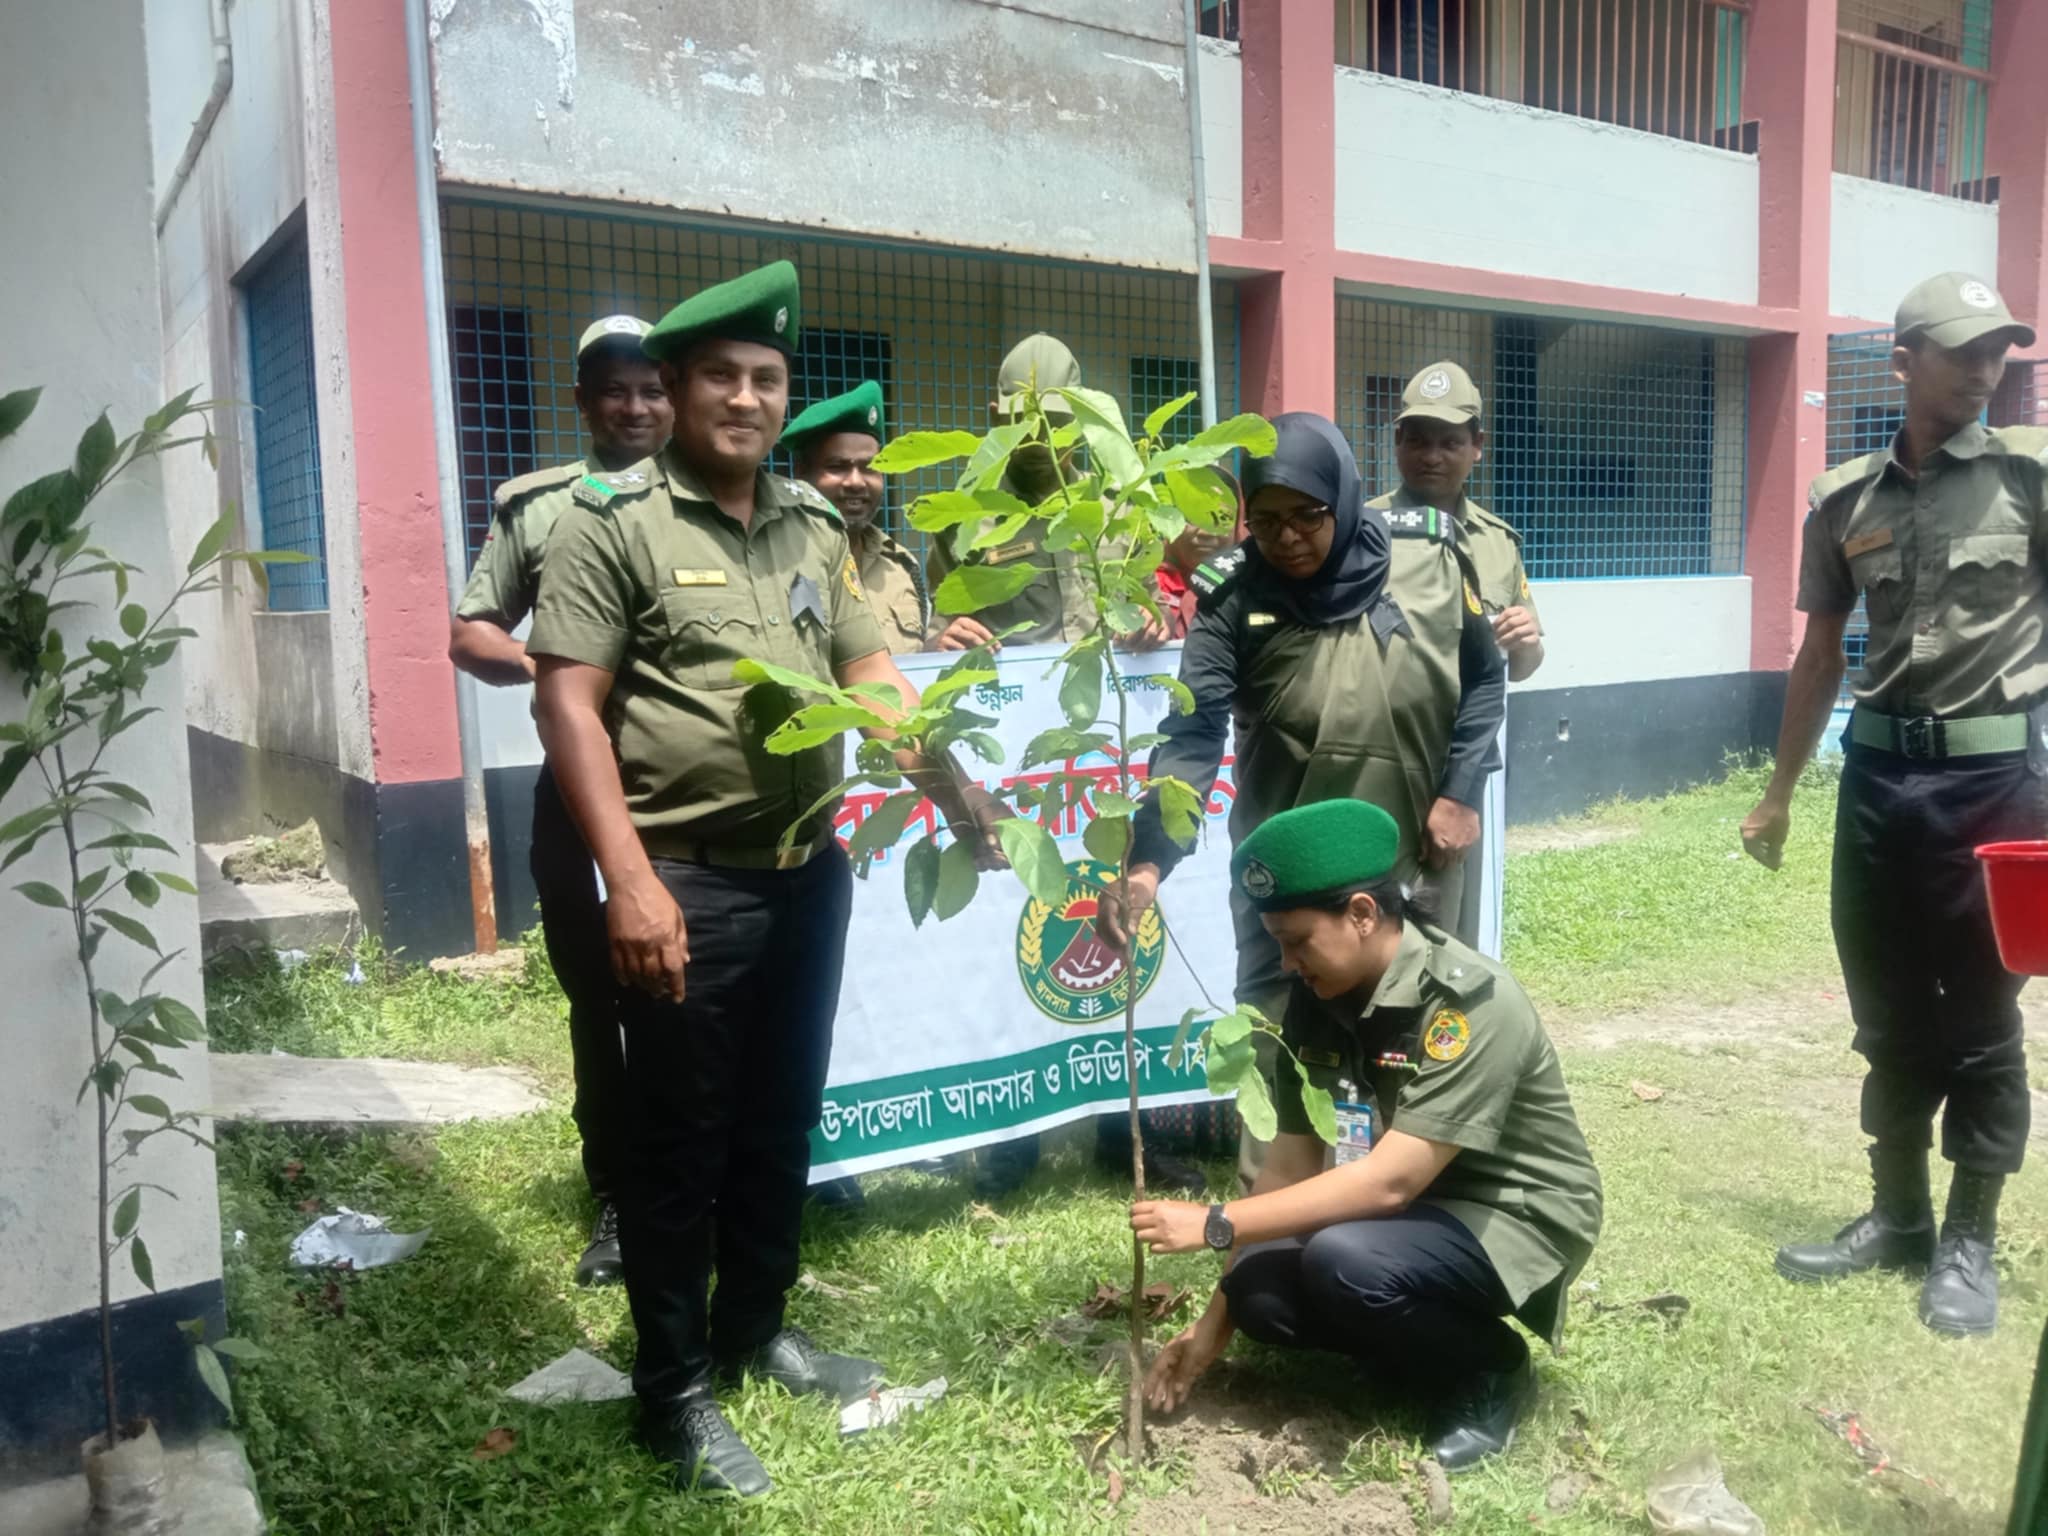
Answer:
[
  {"left": 1807, "top": 452, "right": 1884, "bottom": 514},
  {"left": 492, "top": 460, "right": 583, "bottom": 511},
  {"left": 1423, "top": 1008, "right": 1471, "bottom": 1063},
  {"left": 1190, "top": 544, "right": 1248, "bottom": 603}
]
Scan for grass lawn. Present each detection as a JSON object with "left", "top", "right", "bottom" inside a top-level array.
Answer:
[{"left": 209, "top": 765, "right": 2047, "bottom": 1534}]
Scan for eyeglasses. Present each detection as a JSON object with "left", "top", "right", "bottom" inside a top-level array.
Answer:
[{"left": 1246, "top": 503, "right": 1332, "bottom": 541}]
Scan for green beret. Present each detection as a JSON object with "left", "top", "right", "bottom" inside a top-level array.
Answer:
[
  {"left": 781, "top": 380, "right": 885, "bottom": 455},
  {"left": 1231, "top": 799, "right": 1401, "bottom": 911},
  {"left": 643, "top": 260, "right": 801, "bottom": 362}
]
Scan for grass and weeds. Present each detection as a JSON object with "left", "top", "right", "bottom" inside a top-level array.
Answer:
[{"left": 210, "top": 765, "right": 2045, "bottom": 1534}]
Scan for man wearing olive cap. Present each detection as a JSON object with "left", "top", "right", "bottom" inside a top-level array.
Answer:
[
  {"left": 1753, "top": 272, "right": 2048, "bottom": 1338},
  {"left": 1130, "top": 797, "right": 1601, "bottom": 1473},
  {"left": 528, "top": 262, "right": 1003, "bottom": 1495},
  {"left": 448, "top": 313, "right": 668, "bottom": 1290},
  {"left": 785, "top": 380, "right": 928, "bottom": 653},
  {"left": 1373, "top": 360, "right": 1540, "bottom": 951}
]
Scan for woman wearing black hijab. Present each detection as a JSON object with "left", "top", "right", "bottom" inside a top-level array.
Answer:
[{"left": 1103, "top": 410, "right": 1507, "bottom": 1123}]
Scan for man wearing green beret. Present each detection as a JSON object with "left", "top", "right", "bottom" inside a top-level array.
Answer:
[
  {"left": 1753, "top": 271, "right": 2047, "bottom": 1338},
  {"left": 447, "top": 313, "right": 669, "bottom": 1290},
  {"left": 528, "top": 261, "right": 1003, "bottom": 1496},
  {"left": 784, "top": 380, "right": 928, "bottom": 653},
  {"left": 1374, "top": 360, "right": 1543, "bottom": 948},
  {"left": 1131, "top": 798, "right": 1602, "bottom": 1473}
]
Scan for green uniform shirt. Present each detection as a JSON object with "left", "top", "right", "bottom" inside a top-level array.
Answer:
[
  {"left": 1798, "top": 421, "right": 2048, "bottom": 717},
  {"left": 1274, "top": 920, "right": 1603, "bottom": 1347},
  {"left": 1463, "top": 501, "right": 1537, "bottom": 622},
  {"left": 456, "top": 460, "right": 586, "bottom": 627},
  {"left": 526, "top": 448, "right": 887, "bottom": 855},
  {"left": 853, "top": 525, "right": 929, "bottom": 654},
  {"left": 1376, "top": 488, "right": 1535, "bottom": 624}
]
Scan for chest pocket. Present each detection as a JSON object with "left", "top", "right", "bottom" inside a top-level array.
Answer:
[
  {"left": 889, "top": 590, "right": 926, "bottom": 647},
  {"left": 1947, "top": 533, "right": 2036, "bottom": 613},
  {"left": 659, "top": 587, "right": 759, "bottom": 690},
  {"left": 1849, "top": 542, "right": 1908, "bottom": 627}
]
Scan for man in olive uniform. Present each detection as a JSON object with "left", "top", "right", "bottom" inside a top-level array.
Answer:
[
  {"left": 447, "top": 313, "right": 668, "bottom": 1288},
  {"left": 1131, "top": 798, "right": 1601, "bottom": 1471},
  {"left": 529, "top": 263, "right": 999, "bottom": 1495},
  {"left": 1753, "top": 272, "right": 2047, "bottom": 1337},
  {"left": 1375, "top": 361, "right": 1543, "bottom": 947},
  {"left": 785, "top": 380, "right": 928, "bottom": 653}
]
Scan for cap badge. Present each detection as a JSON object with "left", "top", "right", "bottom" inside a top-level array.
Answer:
[
  {"left": 773, "top": 306, "right": 789, "bottom": 335},
  {"left": 603, "top": 315, "right": 641, "bottom": 335},
  {"left": 1960, "top": 280, "right": 1999, "bottom": 310},
  {"left": 867, "top": 406, "right": 878, "bottom": 426},
  {"left": 1241, "top": 858, "right": 1277, "bottom": 899},
  {"left": 1418, "top": 369, "right": 1452, "bottom": 401}
]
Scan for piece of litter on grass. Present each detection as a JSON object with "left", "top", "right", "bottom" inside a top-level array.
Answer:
[
  {"left": 289, "top": 1207, "right": 430, "bottom": 1270},
  {"left": 1630, "top": 1081, "right": 1666, "bottom": 1102},
  {"left": 798, "top": 1270, "right": 856, "bottom": 1301},
  {"left": 839, "top": 1378, "right": 947, "bottom": 1437},
  {"left": 472, "top": 1427, "right": 517, "bottom": 1461},
  {"left": 1809, "top": 1406, "right": 1947, "bottom": 1492},
  {"left": 989, "top": 1233, "right": 1035, "bottom": 1248},
  {"left": 1647, "top": 1447, "right": 1765, "bottom": 1535},
  {"left": 275, "top": 949, "right": 311, "bottom": 972},
  {"left": 505, "top": 1348, "right": 633, "bottom": 1404},
  {"left": 232, "top": 1230, "right": 247, "bottom": 1249}
]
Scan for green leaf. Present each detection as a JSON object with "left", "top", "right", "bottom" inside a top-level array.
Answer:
[
  {"left": 194, "top": 1341, "right": 231, "bottom": 1413},
  {"left": 995, "top": 816, "right": 1067, "bottom": 908},
  {"left": 1144, "top": 390, "right": 1199, "bottom": 441},
  {"left": 1168, "top": 1007, "right": 1202, "bottom": 1069},
  {"left": 99, "top": 781, "right": 153, "bottom": 814},
  {"left": 1082, "top": 814, "right": 1128, "bottom": 866},
  {"left": 0, "top": 801, "right": 62, "bottom": 845},
  {"left": 16, "top": 880, "right": 66, "bottom": 908},
  {"left": 1299, "top": 1078, "right": 1339, "bottom": 1146},
  {"left": 0, "top": 746, "right": 30, "bottom": 807},
  {"left": 0, "top": 385, "right": 41, "bottom": 441},
  {"left": 1162, "top": 677, "right": 1196, "bottom": 716},
  {"left": 843, "top": 680, "right": 905, "bottom": 716},
  {"left": 84, "top": 831, "right": 176, "bottom": 854},
  {"left": 1234, "top": 1068, "right": 1278, "bottom": 1141},
  {"left": 186, "top": 509, "right": 237, "bottom": 574},
  {"left": 932, "top": 561, "right": 1041, "bottom": 617},
  {"left": 132, "top": 1235, "right": 157, "bottom": 1293},
  {"left": 957, "top": 422, "right": 1032, "bottom": 493},
  {"left": 1203, "top": 1033, "right": 1257, "bottom": 1094},
  {"left": 100, "top": 909, "right": 160, "bottom": 952},
  {"left": 965, "top": 510, "right": 1035, "bottom": 554},
  {"left": 154, "top": 997, "right": 207, "bottom": 1042},
  {"left": 113, "top": 1187, "right": 141, "bottom": 1239},
  {"left": 1163, "top": 466, "right": 1239, "bottom": 532},
  {"left": 1020, "top": 727, "right": 1113, "bottom": 770},
  {"left": 933, "top": 837, "right": 979, "bottom": 920},
  {"left": 125, "top": 871, "right": 161, "bottom": 907},
  {"left": 1126, "top": 732, "right": 1168, "bottom": 753},
  {"left": 128, "top": 1093, "right": 173, "bottom": 1119},
  {"left": 153, "top": 872, "right": 198, "bottom": 896},
  {"left": 1092, "top": 790, "right": 1139, "bottom": 817},
  {"left": 75, "top": 412, "right": 118, "bottom": 490},
  {"left": 908, "top": 489, "right": 1030, "bottom": 534},
  {"left": 1, "top": 824, "right": 54, "bottom": 872},
  {"left": 848, "top": 789, "right": 924, "bottom": 864},
  {"left": 871, "top": 430, "right": 983, "bottom": 473},
  {"left": 119, "top": 603, "right": 148, "bottom": 639},
  {"left": 76, "top": 866, "right": 110, "bottom": 903},
  {"left": 903, "top": 836, "right": 940, "bottom": 928},
  {"left": 1209, "top": 1008, "right": 1255, "bottom": 1049},
  {"left": 916, "top": 666, "right": 997, "bottom": 710},
  {"left": 210, "top": 1337, "right": 267, "bottom": 1364},
  {"left": 3, "top": 468, "right": 83, "bottom": 533},
  {"left": 145, "top": 385, "right": 200, "bottom": 434},
  {"left": 1057, "top": 654, "right": 1102, "bottom": 730},
  {"left": 1157, "top": 776, "right": 1204, "bottom": 848},
  {"left": 731, "top": 657, "right": 840, "bottom": 697},
  {"left": 1055, "top": 387, "right": 1144, "bottom": 490},
  {"left": 954, "top": 729, "right": 1003, "bottom": 763},
  {"left": 1188, "top": 412, "right": 1277, "bottom": 456}
]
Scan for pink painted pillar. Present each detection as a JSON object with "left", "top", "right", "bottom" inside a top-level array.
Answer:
[
  {"left": 327, "top": 0, "right": 462, "bottom": 787},
  {"left": 1238, "top": 0, "right": 1336, "bottom": 420},
  {"left": 1742, "top": 0, "right": 1836, "bottom": 673},
  {"left": 1989, "top": 0, "right": 2048, "bottom": 333}
]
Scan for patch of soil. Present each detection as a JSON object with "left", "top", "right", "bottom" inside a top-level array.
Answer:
[
  {"left": 427, "top": 948, "right": 528, "bottom": 984},
  {"left": 1505, "top": 821, "right": 1640, "bottom": 856}
]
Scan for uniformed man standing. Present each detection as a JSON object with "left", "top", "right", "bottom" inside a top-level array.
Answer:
[
  {"left": 447, "top": 313, "right": 668, "bottom": 1288},
  {"left": 784, "top": 380, "right": 928, "bottom": 652},
  {"left": 528, "top": 263, "right": 1000, "bottom": 1495},
  {"left": 1131, "top": 798, "right": 1602, "bottom": 1472},
  {"left": 1754, "top": 273, "right": 2047, "bottom": 1337},
  {"left": 1374, "top": 361, "right": 1543, "bottom": 946}
]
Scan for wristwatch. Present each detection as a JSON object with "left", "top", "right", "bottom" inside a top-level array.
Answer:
[{"left": 1203, "top": 1203, "right": 1235, "bottom": 1251}]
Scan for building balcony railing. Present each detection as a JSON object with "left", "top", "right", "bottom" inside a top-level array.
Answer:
[
  {"left": 1335, "top": 0, "right": 1751, "bottom": 149},
  {"left": 1833, "top": 0, "right": 1995, "bottom": 204}
]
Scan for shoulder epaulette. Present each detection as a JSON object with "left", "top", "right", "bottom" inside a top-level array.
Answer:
[
  {"left": 1807, "top": 452, "right": 1885, "bottom": 513},
  {"left": 1424, "top": 935, "right": 1496, "bottom": 1004},
  {"left": 492, "top": 460, "right": 583, "bottom": 512},
  {"left": 1189, "top": 543, "right": 1248, "bottom": 606},
  {"left": 1462, "top": 502, "right": 1523, "bottom": 547},
  {"left": 782, "top": 476, "right": 845, "bottom": 524},
  {"left": 1987, "top": 424, "right": 2048, "bottom": 462},
  {"left": 1382, "top": 503, "right": 1454, "bottom": 544}
]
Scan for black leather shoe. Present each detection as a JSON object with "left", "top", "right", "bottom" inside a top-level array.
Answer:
[
  {"left": 1920, "top": 1167, "right": 2004, "bottom": 1336},
  {"left": 1428, "top": 1356, "right": 1535, "bottom": 1474},
  {"left": 642, "top": 1390, "right": 771, "bottom": 1497},
  {"left": 719, "top": 1327, "right": 882, "bottom": 1405},
  {"left": 1775, "top": 1211, "right": 1936, "bottom": 1283},
  {"left": 574, "top": 1201, "right": 623, "bottom": 1289}
]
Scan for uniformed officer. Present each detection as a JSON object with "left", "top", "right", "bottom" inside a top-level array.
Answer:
[
  {"left": 1753, "top": 272, "right": 2047, "bottom": 1337},
  {"left": 1102, "top": 413, "right": 1505, "bottom": 1176},
  {"left": 447, "top": 312, "right": 668, "bottom": 1289},
  {"left": 783, "top": 380, "right": 928, "bottom": 653},
  {"left": 1374, "top": 361, "right": 1543, "bottom": 944},
  {"left": 1131, "top": 797, "right": 1602, "bottom": 1472},
  {"left": 527, "top": 262, "right": 1001, "bottom": 1495},
  {"left": 928, "top": 333, "right": 1167, "bottom": 653}
]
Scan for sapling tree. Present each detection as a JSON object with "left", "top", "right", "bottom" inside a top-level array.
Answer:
[
  {"left": 742, "top": 382, "right": 1339, "bottom": 1458},
  {"left": 0, "top": 385, "right": 279, "bottom": 1448}
]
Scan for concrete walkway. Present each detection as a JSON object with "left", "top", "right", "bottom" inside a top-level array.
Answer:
[{"left": 207, "top": 1053, "right": 547, "bottom": 1129}]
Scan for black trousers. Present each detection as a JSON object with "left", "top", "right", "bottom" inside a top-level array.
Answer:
[
  {"left": 530, "top": 765, "right": 628, "bottom": 1206},
  {"left": 1833, "top": 745, "right": 2045, "bottom": 1175},
  {"left": 1220, "top": 1204, "right": 1524, "bottom": 1396},
  {"left": 617, "top": 847, "right": 852, "bottom": 1403}
]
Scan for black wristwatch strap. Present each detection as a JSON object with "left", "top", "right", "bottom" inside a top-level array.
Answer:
[{"left": 1204, "top": 1202, "right": 1234, "bottom": 1251}]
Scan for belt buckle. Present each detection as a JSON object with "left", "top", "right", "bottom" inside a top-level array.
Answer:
[
  {"left": 1899, "top": 717, "right": 1940, "bottom": 759},
  {"left": 774, "top": 843, "right": 809, "bottom": 871}
]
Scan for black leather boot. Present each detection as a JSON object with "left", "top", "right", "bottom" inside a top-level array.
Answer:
[
  {"left": 1428, "top": 1354, "right": 1535, "bottom": 1473},
  {"left": 1775, "top": 1144, "right": 1935, "bottom": 1283},
  {"left": 574, "top": 1200, "right": 622, "bottom": 1289},
  {"left": 1920, "top": 1167, "right": 2003, "bottom": 1337},
  {"left": 641, "top": 1387, "right": 772, "bottom": 1497},
  {"left": 718, "top": 1326, "right": 882, "bottom": 1405}
]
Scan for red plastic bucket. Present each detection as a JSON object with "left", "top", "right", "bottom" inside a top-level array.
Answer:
[{"left": 1979, "top": 842, "right": 2048, "bottom": 977}]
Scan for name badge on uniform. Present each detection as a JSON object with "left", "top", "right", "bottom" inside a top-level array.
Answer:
[
  {"left": 1246, "top": 612, "right": 1277, "bottom": 627},
  {"left": 1843, "top": 528, "right": 1895, "bottom": 560},
  {"left": 1298, "top": 1047, "right": 1342, "bottom": 1068},
  {"left": 674, "top": 569, "right": 728, "bottom": 587},
  {"left": 985, "top": 539, "right": 1040, "bottom": 566}
]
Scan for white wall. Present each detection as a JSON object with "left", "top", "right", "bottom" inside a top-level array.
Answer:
[
  {"left": 1829, "top": 173, "right": 2000, "bottom": 325},
  {"left": 1199, "top": 38, "right": 1242, "bottom": 239},
  {"left": 1517, "top": 576, "right": 1753, "bottom": 692},
  {"left": 0, "top": 0, "right": 220, "bottom": 1335},
  {"left": 1334, "top": 71, "right": 1760, "bottom": 306}
]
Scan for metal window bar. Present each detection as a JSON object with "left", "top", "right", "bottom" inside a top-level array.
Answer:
[
  {"left": 1336, "top": 295, "right": 1747, "bottom": 580},
  {"left": 1833, "top": 0, "right": 1994, "bottom": 201},
  {"left": 439, "top": 198, "right": 1238, "bottom": 570},
  {"left": 1130, "top": 354, "right": 1205, "bottom": 446},
  {"left": 1335, "top": 0, "right": 1749, "bottom": 147},
  {"left": 243, "top": 225, "right": 329, "bottom": 611}
]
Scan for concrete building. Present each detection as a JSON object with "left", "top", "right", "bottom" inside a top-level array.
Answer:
[{"left": 143, "top": 0, "right": 2048, "bottom": 956}]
